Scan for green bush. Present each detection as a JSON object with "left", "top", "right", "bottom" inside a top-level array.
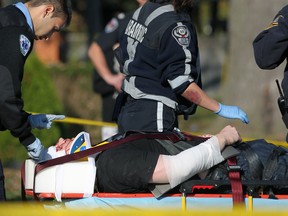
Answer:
[{"left": 0, "top": 53, "right": 64, "bottom": 165}]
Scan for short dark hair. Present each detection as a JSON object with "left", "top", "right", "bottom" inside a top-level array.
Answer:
[
  {"left": 26, "top": 0, "right": 72, "bottom": 27},
  {"left": 172, "top": 0, "right": 196, "bottom": 13}
]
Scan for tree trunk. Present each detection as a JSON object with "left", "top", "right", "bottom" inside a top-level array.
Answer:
[{"left": 217, "top": 0, "right": 288, "bottom": 139}]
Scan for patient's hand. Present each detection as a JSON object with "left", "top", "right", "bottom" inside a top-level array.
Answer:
[{"left": 55, "top": 137, "right": 74, "bottom": 154}]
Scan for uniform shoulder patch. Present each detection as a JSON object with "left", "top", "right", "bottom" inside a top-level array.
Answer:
[
  {"left": 19, "top": 34, "right": 31, "bottom": 56},
  {"left": 172, "top": 25, "right": 190, "bottom": 46},
  {"left": 104, "top": 17, "right": 119, "bottom": 33},
  {"left": 266, "top": 15, "right": 283, "bottom": 30}
]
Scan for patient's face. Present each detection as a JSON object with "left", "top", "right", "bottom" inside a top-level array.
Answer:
[{"left": 55, "top": 137, "right": 74, "bottom": 154}]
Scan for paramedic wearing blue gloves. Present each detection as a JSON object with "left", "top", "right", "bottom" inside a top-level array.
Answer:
[
  {"left": 253, "top": 4, "right": 288, "bottom": 98},
  {"left": 0, "top": 0, "right": 72, "bottom": 160},
  {"left": 115, "top": 0, "right": 249, "bottom": 133}
]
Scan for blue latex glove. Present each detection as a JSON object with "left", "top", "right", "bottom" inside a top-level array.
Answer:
[
  {"left": 215, "top": 103, "right": 249, "bottom": 124},
  {"left": 28, "top": 114, "right": 65, "bottom": 129},
  {"left": 26, "top": 138, "right": 45, "bottom": 161}
]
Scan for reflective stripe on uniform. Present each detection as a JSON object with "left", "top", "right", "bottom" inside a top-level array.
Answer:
[
  {"left": 123, "top": 77, "right": 177, "bottom": 109},
  {"left": 157, "top": 102, "right": 164, "bottom": 132}
]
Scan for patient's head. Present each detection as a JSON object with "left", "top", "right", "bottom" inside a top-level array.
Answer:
[{"left": 55, "top": 137, "right": 74, "bottom": 154}]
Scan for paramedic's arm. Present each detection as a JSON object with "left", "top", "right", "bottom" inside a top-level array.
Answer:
[
  {"left": 0, "top": 29, "right": 45, "bottom": 160},
  {"left": 158, "top": 23, "right": 248, "bottom": 123},
  {"left": 0, "top": 29, "right": 35, "bottom": 147},
  {"left": 181, "top": 82, "right": 249, "bottom": 124},
  {"left": 253, "top": 5, "right": 288, "bottom": 69},
  {"left": 181, "top": 82, "right": 219, "bottom": 112},
  {"left": 88, "top": 42, "right": 124, "bottom": 92}
]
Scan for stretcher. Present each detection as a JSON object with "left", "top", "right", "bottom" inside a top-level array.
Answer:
[
  {"left": 21, "top": 131, "right": 288, "bottom": 212},
  {"left": 22, "top": 174, "right": 288, "bottom": 212}
]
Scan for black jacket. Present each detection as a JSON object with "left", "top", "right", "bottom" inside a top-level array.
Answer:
[
  {"left": 253, "top": 5, "right": 288, "bottom": 97},
  {"left": 120, "top": 2, "right": 201, "bottom": 115},
  {"left": 0, "top": 5, "right": 35, "bottom": 147}
]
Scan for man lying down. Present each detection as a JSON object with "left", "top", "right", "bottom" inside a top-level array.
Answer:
[{"left": 42, "top": 125, "right": 288, "bottom": 197}]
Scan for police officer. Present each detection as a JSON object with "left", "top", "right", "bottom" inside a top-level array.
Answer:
[
  {"left": 0, "top": 0, "right": 72, "bottom": 161},
  {"left": 115, "top": 0, "right": 249, "bottom": 133},
  {"left": 88, "top": 0, "right": 147, "bottom": 140},
  {"left": 253, "top": 5, "right": 288, "bottom": 98}
]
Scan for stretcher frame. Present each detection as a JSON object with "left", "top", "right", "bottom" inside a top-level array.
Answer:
[{"left": 22, "top": 173, "right": 288, "bottom": 212}]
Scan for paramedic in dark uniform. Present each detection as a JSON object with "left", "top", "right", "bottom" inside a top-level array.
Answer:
[
  {"left": 0, "top": 0, "right": 72, "bottom": 161},
  {"left": 88, "top": 0, "right": 147, "bottom": 140},
  {"left": 116, "top": 0, "right": 249, "bottom": 133},
  {"left": 253, "top": 5, "right": 288, "bottom": 98}
]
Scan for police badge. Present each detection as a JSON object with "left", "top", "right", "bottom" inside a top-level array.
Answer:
[
  {"left": 20, "top": 34, "right": 31, "bottom": 56},
  {"left": 172, "top": 25, "right": 190, "bottom": 46}
]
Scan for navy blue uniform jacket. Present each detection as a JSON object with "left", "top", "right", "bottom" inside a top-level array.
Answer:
[
  {"left": 0, "top": 5, "right": 35, "bottom": 147},
  {"left": 253, "top": 5, "right": 288, "bottom": 96}
]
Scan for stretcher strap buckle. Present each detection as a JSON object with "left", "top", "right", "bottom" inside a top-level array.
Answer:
[{"left": 227, "top": 165, "right": 241, "bottom": 172}]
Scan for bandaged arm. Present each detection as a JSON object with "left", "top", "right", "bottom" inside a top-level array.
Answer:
[{"left": 162, "top": 136, "right": 224, "bottom": 188}]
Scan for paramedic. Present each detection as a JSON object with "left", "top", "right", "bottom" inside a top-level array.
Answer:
[
  {"left": 0, "top": 0, "right": 72, "bottom": 160},
  {"left": 253, "top": 4, "right": 288, "bottom": 98},
  {"left": 88, "top": 0, "right": 147, "bottom": 140},
  {"left": 115, "top": 0, "right": 249, "bottom": 133}
]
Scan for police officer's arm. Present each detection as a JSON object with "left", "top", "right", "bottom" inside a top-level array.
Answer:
[
  {"left": 253, "top": 5, "right": 288, "bottom": 69},
  {"left": 88, "top": 42, "right": 123, "bottom": 92},
  {"left": 88, "top": 16, "right": 125, "bottom": 92}
]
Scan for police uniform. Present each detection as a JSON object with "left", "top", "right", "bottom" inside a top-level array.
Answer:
[
  {"left": 116, "top": 2, "right": 202, "bottom": 133},
  {"left": 92, "top": 13, "right": 132, "bottom": 123},
  {"left": 253, "top": 5, "right": 288, "bottom": 97},
  {"left": 0, "top": 3, "right": 35, "bottom": 147}
]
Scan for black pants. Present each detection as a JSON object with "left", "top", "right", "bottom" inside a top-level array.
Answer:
[
  {"left": 96, "top": 138, "right": 169, "bottom": 193},
  {"left": 117, "top": 99, "right": 178, "bottom": 133},
  {"left": 102, "top": 93, "right": 116, "bottom": 122}
]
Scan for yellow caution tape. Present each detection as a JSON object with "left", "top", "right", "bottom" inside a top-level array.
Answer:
[
  {"left": 54, "top": 116, "right": 117, "bottom": 127},
  {"left": 29, "top": 112, "right": 288, "bottom": 146}
]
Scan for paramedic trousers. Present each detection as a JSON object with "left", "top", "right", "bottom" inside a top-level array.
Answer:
[{"left": 117, "top": 97, "right": 178, "bottom": 133}]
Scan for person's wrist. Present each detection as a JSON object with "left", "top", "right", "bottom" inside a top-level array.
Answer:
[
  {"left": 215, "top": 134, "right": 226, "bottom": 150},
  {"left": 103, "top": 71, "right": 114, "bottom": 83},
  {"left": 214, "top": 103, "right": 222, "bottom": 114}
]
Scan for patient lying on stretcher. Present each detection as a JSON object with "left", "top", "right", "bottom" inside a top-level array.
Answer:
[{"left": 40, "top": 126, "right": 288, "bottom": 195}]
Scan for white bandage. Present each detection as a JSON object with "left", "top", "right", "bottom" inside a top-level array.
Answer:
[{"left": 162, "top": 136, "right": 225, "bottom": 188}]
